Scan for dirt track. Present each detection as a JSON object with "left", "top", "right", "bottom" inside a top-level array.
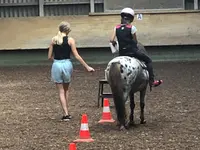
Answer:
[{"left": 0, "top": 61, "right": 200, "bottom": 150}]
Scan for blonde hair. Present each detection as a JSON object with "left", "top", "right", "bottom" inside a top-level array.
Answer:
[{"left": 52, "top": 21, "right": 71, "bottom": 45}]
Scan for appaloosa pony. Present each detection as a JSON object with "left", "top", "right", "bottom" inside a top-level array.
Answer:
[{"left": 105, "top": 43, "right": 149, "bottom": 130}]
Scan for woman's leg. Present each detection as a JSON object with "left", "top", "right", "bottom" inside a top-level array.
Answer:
[
  {"left": 56, "top": 83, "right": 70, "bottom": 117},
  {"left": 51, "top": 60, "right": 72, "bottom": 121},
  {"left": 60, "top": 59, "right": 73, "bottom": 120},
  {"left": 63, "top": 83, "right": 71, "bottom": 117}
]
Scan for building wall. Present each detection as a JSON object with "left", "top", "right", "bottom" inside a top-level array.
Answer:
[
  {"left": 105, "top": 0, "right": 184, "bottom": 10},
  {"left": 104, "top": 0, "right": 200, "bottom": 11},
  {"left": 0, "top": 13, "right": 200, "bottom": 50}
]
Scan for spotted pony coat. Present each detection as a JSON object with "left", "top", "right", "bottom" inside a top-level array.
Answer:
[
  {"left": 105, "top": 43, "right": 150, "bottom": 130},
  {"left": 105, "top": 56, "right": 148, "bottom": 98}
]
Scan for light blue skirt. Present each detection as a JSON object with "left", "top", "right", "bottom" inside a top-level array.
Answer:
[{"left": 51, "top": 59, "right": 73, "bottom": 83}]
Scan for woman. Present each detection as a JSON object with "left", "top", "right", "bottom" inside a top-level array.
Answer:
[
  {"left": 110, "top": 7, "right": 163, "bottom": 87},
  {"left": 48, "top": 21, "right": 95, "bottom": 121}
]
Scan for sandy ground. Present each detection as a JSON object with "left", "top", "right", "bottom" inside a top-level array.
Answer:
[{"left": 0, "top": 61, "right": 200, "bottom": 150}]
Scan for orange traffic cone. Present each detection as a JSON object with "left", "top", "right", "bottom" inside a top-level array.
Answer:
[
  {"left": 69, "top": 143, "right": 76, "bottom": 150},
  {"left": 98, "top": 98, "right": 115, "bottom": 123},
  {"left": 73, "top": 114, "right": 94, "bottom": 143}
]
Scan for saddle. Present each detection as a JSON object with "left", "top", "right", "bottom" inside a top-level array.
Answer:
[{"left": 134, "top": 57, "right": 147, "bottom": 69}]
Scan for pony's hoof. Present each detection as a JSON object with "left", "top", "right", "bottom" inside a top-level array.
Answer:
[
  {"left": 119, "top": 125, "right": 127, "bottom": 131},
  {"left": 116, "top": 122, "right": 120, "bottom": 127},
  {"left": 140, "top": 120, "right": 146, "bottom": 124},
  {"left": 128, "top": 121, "right": 135, "bottom": 126}
]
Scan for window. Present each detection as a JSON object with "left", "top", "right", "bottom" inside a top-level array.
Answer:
[{"left": 185, "top": 0, "right": 199, "bottom": 9}]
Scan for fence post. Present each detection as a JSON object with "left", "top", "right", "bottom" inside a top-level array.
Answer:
[
  {"left": 39, "top": 0, "right": 44, "bottom": 16},
  {"left": 90, "top": 0, "right": 95, "bottom": 13},
  {"left": 194, "top": 0, "right": 198, "bottom": 10}
]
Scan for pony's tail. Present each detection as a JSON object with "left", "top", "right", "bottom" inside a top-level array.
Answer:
[{"left": 109, "top": 62, "right": 126, "bottom": 125}]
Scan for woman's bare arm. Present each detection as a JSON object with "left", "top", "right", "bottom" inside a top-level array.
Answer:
[
  {"left": 48, "top": 42, "right": 54, "bottom": 60},
  {"left": 68, "top": 37, "right": 94, "bottom": 72}
]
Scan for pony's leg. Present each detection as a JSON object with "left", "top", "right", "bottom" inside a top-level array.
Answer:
[
  {"left": 140, "top": 89, "right": 147, "bottom": 124},
  {"left": 129, "top": 91, "right": 135, "bottom": 126},
  {"left": 117, "top": 93, "right": 130, "bottom": 131},
  {"left": 120, "top": 99, "right": 129, "bottom": 130}
]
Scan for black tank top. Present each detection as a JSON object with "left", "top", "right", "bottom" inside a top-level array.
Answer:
[
  {"left": 115, "top": 24, "right": 138, "bottom": 56},
  {"left": 53, "top": 36, "right": 71, "bottom": 60}
]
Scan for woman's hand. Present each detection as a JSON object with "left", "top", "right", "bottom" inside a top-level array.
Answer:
[{"left": 86, "top": 66, "right": 95, "bottom": 72}]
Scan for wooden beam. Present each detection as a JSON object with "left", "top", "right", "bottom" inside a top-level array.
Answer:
[
  {"left": 90, "top": 0, "right": 95, "bottom": 13},
  {"left": 39, "top": 0, "right": 44, "bottom": 17},
  {"left": 0, "top": 2, "right": 38, "bottom": 7},
  {"left": 103, "top": 0, "right": 107, "bottom": 12},
  {"left": 43, "top": 0, "right": 103, "bottom": 5},
  {"left": 183, "top": 0, "right": 185, "bottom": 9},
  {"left": 194, "top": 0, "right": 198, "bottom": 10}
]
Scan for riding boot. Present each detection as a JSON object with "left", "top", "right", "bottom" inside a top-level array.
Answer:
[
  {"left": 146, "top": 62, "right": 163, "bottom": 87},
  {"left": 146, "top": 62, "right": 154, "bottom": 82}
]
